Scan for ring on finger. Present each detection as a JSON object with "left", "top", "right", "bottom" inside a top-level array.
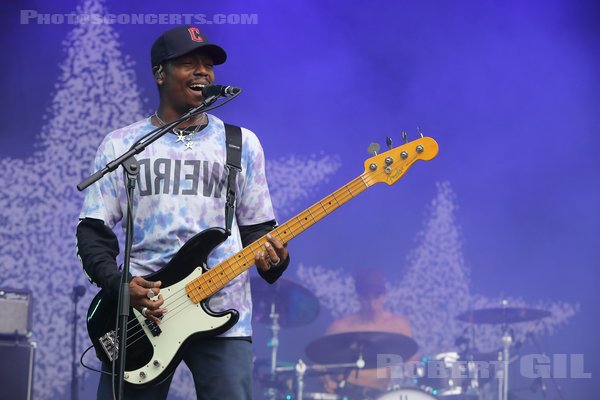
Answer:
[
  {"left": 268, "top": 257, "right": 281, "bottom": 267},
  {"left": 141, "top": 307, "right": 149, "bottom": 317}
]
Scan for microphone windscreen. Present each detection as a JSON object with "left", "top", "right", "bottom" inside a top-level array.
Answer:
[{"left": 201, "top": 85, "right": 222, "bottom": 98}]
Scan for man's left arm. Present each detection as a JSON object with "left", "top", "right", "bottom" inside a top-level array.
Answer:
[{"left": 239, "top": 220, "right": 289, "bottom": 283}]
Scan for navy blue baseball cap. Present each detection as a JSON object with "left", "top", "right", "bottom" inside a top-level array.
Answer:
[{"left": 151, "top": 26, "right": 227, "bottom": 66}]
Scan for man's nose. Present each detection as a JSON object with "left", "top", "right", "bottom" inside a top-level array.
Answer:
[{"left": 193, "top": 64, "right": 211, "bottom": 75}]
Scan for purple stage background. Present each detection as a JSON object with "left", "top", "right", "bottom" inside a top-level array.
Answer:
[{"left": 0, "top": 0, "right": 598, "bottom": 399}]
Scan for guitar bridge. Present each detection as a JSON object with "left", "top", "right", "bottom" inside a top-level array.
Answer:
[{"left": 99, "top": 330, "right": 118, "bottom": 361}]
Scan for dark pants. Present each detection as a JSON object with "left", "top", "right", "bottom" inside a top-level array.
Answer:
[{"left": 97, "top": 337, "right": 253, "bottom": 400}]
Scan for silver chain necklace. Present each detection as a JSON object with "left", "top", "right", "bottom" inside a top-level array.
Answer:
[{"left": 154, "top": 112, "right": 207, "bottom": 151}]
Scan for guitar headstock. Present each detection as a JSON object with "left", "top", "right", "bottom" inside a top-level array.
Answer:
[{"left": 363, "top": 135, "right": 439, "bottom": 186}]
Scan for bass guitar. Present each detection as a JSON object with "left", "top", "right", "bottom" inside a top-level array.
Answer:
[{"left": 86, "top": 135, "right": 439, "bottom": 387}]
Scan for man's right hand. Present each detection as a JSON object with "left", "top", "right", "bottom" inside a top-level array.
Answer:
[{"left": 129, "top": 276, "right": 166, "bottom": 324}]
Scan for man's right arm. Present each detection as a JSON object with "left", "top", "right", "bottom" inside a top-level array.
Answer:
[{"left": 76, "top": 217, "right": 130, "bottom": 300}]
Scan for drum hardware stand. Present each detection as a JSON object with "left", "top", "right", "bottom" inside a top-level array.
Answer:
[
  {"left": 499, "top": 325, "right": 513, "bottom": 400},
  {"left": 266, "top": 302, "right": 280, "bottom": 400},
  {"left": 455, "top": 329, "right": 482, "bottom": 398},
  {"left": 529, "top": 330, "right": 567, "bottom": 400},
  {"left": 296, "top": 359, "right": 307, "bottom": 400},
  {"left": 464, "top": 354, "right": 481, "bottom": 398},
  {"left": 253, "top": 278, "right": 320, "bottom": 400},
  {"left": 455, "top": 302, "right": 552, "bottom": 400},
  {"left": 274, "top": 357, "right": 365, "bottom": 400},
  {"left": 497, "top": 298, "right": 513, "bottom": 400}
]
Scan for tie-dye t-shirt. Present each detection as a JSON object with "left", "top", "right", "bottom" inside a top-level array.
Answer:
[{"left": 79, "top": 114, "right": 276, "bottom": 337}]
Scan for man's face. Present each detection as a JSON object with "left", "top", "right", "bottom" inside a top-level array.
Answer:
[{"left": 159, "top": 50, "right": 215, "bottom": 112}]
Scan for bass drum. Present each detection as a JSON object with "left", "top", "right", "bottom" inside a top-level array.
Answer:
[{"left": 377, "top": 388, "right": 437, "bottom": 400}]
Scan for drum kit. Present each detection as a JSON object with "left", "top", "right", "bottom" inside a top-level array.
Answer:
[{"left": 251, "top": 278, "right": 551, "bottom": 400}]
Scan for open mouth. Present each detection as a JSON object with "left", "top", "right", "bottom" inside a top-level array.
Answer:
[{"left": 189, "top": 84, "right": 205, "bottom": 92}]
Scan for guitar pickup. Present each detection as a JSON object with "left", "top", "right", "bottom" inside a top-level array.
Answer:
[{"left": 145, "top": 319, "right": 162, "bottom": 337}]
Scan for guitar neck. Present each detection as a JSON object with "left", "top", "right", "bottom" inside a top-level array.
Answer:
[{"left": 185, "top": 173, "right": 371, "bottom": 302}]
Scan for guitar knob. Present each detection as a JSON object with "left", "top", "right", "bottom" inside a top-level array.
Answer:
[
  {"left": 139, "top": 371, "right": 147, "bottom": 379},
  {"left": 416, "top": 145, "right": 424, "bottom": 153},
  {"left": 153, "top": 360, "right": 161, "bottom": 367},
  {"left": 401, "top": 151, "right": 409, "bottom": 159}
]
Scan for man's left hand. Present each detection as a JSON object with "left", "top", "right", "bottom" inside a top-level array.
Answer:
[{"left": 255, "top": 234, "right": 288, "bottom": 272}]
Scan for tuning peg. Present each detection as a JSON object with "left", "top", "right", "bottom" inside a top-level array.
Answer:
[
  {"left": 385, "top": 136, "right": 393, "bottom": 150},
  {"left": 367, "top": 142, "right": 380, "bottom": 156},
  {"left": 402, "top": 130, "right": 408, "bottom": 144},
  {"left": 417, "top": 125, "right": 424, "bottom": 138}
]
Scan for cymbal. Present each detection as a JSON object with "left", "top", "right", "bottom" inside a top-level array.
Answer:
[
  {"left": 305, "top": 331, "right": 418, "bottom": 367},
  {"left": 456, "top": 307, "right": 551, "bottom": 324},
  {"left": 251, "top": 277, "right": 320, "bottom": 327}
]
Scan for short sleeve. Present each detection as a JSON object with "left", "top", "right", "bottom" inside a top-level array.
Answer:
[
  {"left": 235, "top": 128, "right": 276, "bottom": 226},
  {"left": 79, "top": 137, "right": 124, "bottom": 229}
]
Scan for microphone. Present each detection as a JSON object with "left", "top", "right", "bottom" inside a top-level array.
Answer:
[{"left": 201, "top": 85, "right": 241, "bottom": 98}]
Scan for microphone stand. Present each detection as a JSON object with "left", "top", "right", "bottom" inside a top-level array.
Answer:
[{"left": 77, "top": 94, "right": 222, "bottom": 399}]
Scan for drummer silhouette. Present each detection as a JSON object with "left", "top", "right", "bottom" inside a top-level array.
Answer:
[{"left": 322, "top": 268, "right": 415, "bottom": 397}]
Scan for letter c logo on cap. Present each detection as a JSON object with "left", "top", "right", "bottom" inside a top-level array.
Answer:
[{"left": 188, "top": 27, "right": 204, "bottom": 43}]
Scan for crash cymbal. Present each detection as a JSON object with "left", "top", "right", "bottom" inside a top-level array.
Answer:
[
  {"left": 251, "top": 277, "right": 320, "bottom": 327},
  {"left": 305, "top": 331, "right": 418, "bottom": 367},
  {"left": 456, "top": 307, "right": 551, "bottom": 324}
]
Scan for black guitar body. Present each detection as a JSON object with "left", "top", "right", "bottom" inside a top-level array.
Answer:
[{"left": 86, "top": 227, "right": 239, "bottom": 387}]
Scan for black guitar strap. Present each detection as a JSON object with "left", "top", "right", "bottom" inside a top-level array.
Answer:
[{"left": 224, "top": 123, "right": 242, "bottom": 237}]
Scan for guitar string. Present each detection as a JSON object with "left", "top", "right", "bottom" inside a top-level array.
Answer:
[{"left": 118, "top": 175, "right": 373, "bottom": 352}]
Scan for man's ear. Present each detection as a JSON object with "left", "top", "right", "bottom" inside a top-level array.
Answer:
[{"left": 153, "top": 65, "right": 164, "bottom": 84}]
